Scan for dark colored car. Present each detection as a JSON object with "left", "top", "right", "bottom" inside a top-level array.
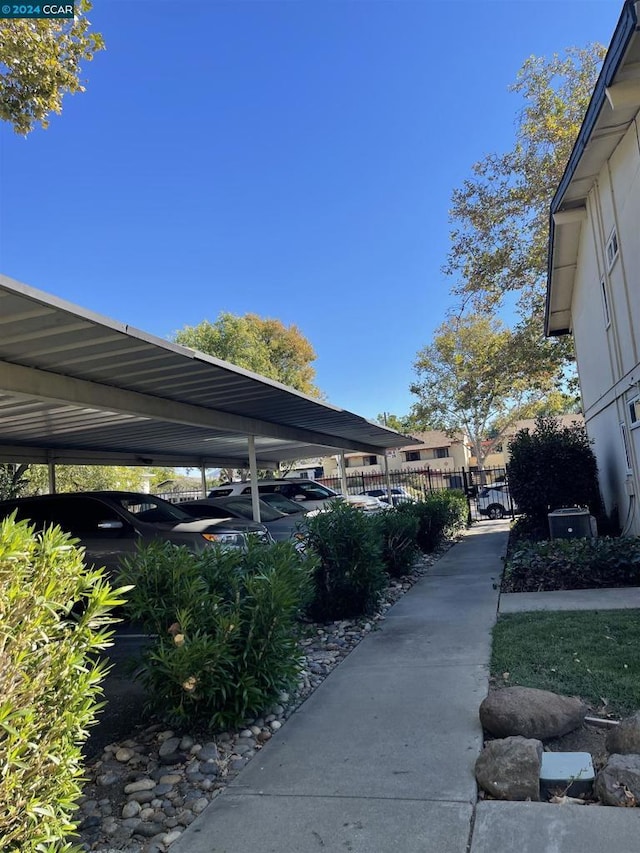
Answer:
[
  {"left": 178, "top": 495, "right": 308, "bottom": 542},
  {"left": 0, "top": 491, "right": 273, "bottom": 574}
]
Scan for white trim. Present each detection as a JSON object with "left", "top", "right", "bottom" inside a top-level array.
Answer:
[{"left": 606, "top": 228, "right": 619, "bottom": 271}]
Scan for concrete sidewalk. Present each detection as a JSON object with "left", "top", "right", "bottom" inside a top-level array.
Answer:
[
  {"left": 172, "top": 521, "right": 506, "bottom": 853},
  {"left": 500, "top": 585, "right": 640, "bottom": 613},
  {"left": 171, "top": 522, "right": 640, "bottom": 853}
]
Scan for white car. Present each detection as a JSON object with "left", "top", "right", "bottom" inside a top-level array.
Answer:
[
  {"left": 208, "top": 479, "right": 386, "bottom": 513},
  {"left": 476, "top": 484, "right": 514, "bottom": 519},
  {"left": 359, "top": 487, "right": 416, "bottom": 506}
]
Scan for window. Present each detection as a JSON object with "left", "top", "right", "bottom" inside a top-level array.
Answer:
[
  {"left": 621, "top": 423, "right": 632, "bottom": 473},
  {"left": 364, "top": 455, "right": 378, "bottom": 466},
  {"left": 629, "top": 397, "right": 640, "bottom": 427},
  {"left": 434, "top": 448, "right": 449, "bottom": 459},
  {"left": 5, "top": 496, "right": 130, "bottom": 537},
  {"left": 606, "top": 228, "right": 619, "bottom": 270},
  {"left": 600, "top": 278, "right": 611, "bottom": 328},
  {"left": 405, "top": 450, "right": 421, "bottom": 462}
]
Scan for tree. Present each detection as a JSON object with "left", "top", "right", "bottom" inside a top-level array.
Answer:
[
  {"left": 0, "top": 1, "right": 104, "bottom": 135},
  {"left": 23, "top": 465, "right": 148, "bottom": 494},
  {"left": 0, "top": 463, "right": 29, "bottom": 499},
  {"left": 410, "top": 313, "right": 562, "bottom": 473},
  {"left": 374, "top": 413, "right": 419, "bottom": 434},
  {"left": 174, "top": 312, "right": 321, "bottom": 397},
  {"left": 445, "top": 45, "right": 605, "bottom": 353}
]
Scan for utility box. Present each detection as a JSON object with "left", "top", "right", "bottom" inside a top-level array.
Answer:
[
  {"left": 548, "top": 507, "right": 594, "bottom": 540},
  {"left": 540, "top": 751, "right": 595, "bottom": 799}
]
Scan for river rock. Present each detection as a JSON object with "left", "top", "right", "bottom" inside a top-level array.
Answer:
[
  {"left": 594, "top": 753, "right": 640, "bottom": 806},
  {"left": 475, "top": 736, "right": 543, "bottom": 801},
  {"left": 480, "top": 687, "right": 586, "bottom": 740},
  {"left": 606, "top": 712, "right": 640, "bottom": 755}
]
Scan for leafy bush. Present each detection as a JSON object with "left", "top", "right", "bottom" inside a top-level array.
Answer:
[
  {"left": 507, "top": 415, "right": 603, "bottom": 525},
  {"left": 374, "top": 508, "right": 420, "bottom": 578},
  {"left": 396, "top": 490, "right": 467, "bottom": 553},
  {"left": 506, "top": 515, "right": 551, "bottom": 560},
  {"left": 503, "top": 536, "right": 640, "bottom": 592},
  {"left": 0, "top": 515, "right": 122, "bottom": 852},
  {"left": 118, "top": 540, "right": 312, "bottom": 728},
  {"left": 304, "top": 501, "right": 386, "bottom": 620}
]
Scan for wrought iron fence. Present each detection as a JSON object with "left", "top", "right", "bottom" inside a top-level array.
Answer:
[
  {"left": 156, "top": 465, "right": 514, "bottom": 522},
  {"left": 316, "top": 466, "right": 512, "bottom": 522}
]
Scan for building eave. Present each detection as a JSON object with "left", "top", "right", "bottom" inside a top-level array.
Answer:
[{"left": 545, "top": 0, "right": 640, "bottom": 337}]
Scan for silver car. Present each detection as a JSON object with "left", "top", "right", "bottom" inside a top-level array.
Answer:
[
  {"left": 0, "top": 491, "right": 273, "bottom": 574},
  {"left": 179, "top": 495, "right": 308, "bottom": 542}
]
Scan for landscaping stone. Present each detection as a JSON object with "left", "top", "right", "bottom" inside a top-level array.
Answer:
[
  {"left": 606, "top": 711, "right": 640, "bottom": 755},
  {"left": 479, "top": 687, "right": 586, "bottom": 740},
  {"left": 475, "top": 736, "right": 543, "bottom": 801},
  {"left": 594, "top": 753, "right": 640, "bottom": 806},
  {"left": 76, "top": 548, "right": 449, "bottom": 852}
]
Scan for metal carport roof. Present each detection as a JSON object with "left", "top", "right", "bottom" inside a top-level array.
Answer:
[{"left": 0, "top": 275, "right": 414, "bottom": 469}]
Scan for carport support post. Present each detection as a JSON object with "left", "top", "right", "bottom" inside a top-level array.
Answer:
[
  {"left": 384, "top": 451, "right": 393, "bottom": 505},
  {"left": 200, "top": 465, "right": 207, "bottom": 498},
  {"left": 247, "top": 435, "right": 261, "bottom": 523},
  {"left": 339, "top": 451, "right": 349, "bottom": 497},
  {"left": 48, "top": 460, "right": 56, "bottom": 494}
]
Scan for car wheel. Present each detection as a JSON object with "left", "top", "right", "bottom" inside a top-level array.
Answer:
[{"left": 488, "top": 505, "right": 505, "bottom": 520}]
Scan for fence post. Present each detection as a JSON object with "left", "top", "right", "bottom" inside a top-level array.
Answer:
[
  {"left": 427, "top": 467, "right": 432, "bottom": 493},
  {"left": 462, "top": 467, "right": 472, "bottom": 527}
]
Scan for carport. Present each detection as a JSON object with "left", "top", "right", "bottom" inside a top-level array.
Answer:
[{"left": 0, "top": 275, "right": 413, "bottom": 518}]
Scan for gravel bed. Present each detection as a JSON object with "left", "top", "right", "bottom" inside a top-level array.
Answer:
[{"left": 76, "top": 544, "right": 453, "bottom": 852}]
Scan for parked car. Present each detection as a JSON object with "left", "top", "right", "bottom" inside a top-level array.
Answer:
[
  {"left": 178, "top": 496, "right": 308, "bottom": 542},
  {"left": 257, "top": 492, "right": 312, "bottom": 516},
  {"left": 359, "top": 487, "right": 416, "bottom": 506},
  {"left": 208, "top": 479, "right": 386, "bottom": 513},
  {"left": 476, "top": 484, "right": 514, "bottom": 519},
  {"left": 0, "top": 491, "right": 274, "bottom": 574}
]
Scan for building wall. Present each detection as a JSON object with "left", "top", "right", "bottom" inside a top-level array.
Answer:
[
  {"left": 569, "top": 116, "right": 640, "bottom": 533},
  {"left": 321, "top": 434, "right": 471, "bottom": 478}
]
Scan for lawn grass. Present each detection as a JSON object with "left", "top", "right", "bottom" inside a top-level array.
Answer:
[{"left": 491, "top": 609, "right": 640, "bottom": 717}]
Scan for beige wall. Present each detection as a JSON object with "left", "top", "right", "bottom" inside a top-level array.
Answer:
[
  {"left": 568, "top": 116, "right": 640, "bottom": 532},
  {"left": 321, "top": 433, "right": 471, "bottom": 478}
]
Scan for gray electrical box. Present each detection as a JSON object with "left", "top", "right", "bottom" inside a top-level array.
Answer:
[{"left": 548, "top": 507, "right": 594, "bottom": 540}]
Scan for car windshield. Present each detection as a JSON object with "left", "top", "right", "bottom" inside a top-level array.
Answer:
[
  {"left": 259, "top": 493, "right": 307, "bottom": 515},
  {"left": 214, "top": 497, "right": 286, "bottom": 522},
  {"left": 113, "top": 494, "right": 192, "bottom": 523}
]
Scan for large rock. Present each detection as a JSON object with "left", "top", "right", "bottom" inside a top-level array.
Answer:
[
  {"left": 475, "top": 736, "right": 543, "bottom": 801},
  {"left": 480, "top": 687, "right": 587, "bottom": 740},
  {"left": 594, "top": 753, "right": 640, "bottom": 806},
  {"left": 606, "top": 712, "right": 640, "bottom": 755}
]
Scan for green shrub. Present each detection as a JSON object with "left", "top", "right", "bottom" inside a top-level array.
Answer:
[
  {"left": 375, "top": 509, "right": 420, "bottom": 578},
  {"left": 507, "top": 415, "right": 603, "bottom": 525},
  {"left": 304, "top": 501, "right": 386, "bottom": 620},
  {"left": 397, "top": 490, "right": 467, "bottom": 553},
  {"left": 0, "top": 515, "right": 123, "bottom": 852},
  {"left": 503, "top": 536, "right": 640, "bottom": 592},
  {"left": 118, "top": 539, "right": 312, "bottom": 728}
]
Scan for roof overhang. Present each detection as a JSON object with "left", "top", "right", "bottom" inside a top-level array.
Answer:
[
  {"left": 0, "top": 275, "right": 417, "bottom": 468},
  {"left": 545, "top": 0, "right": 640, "bottom": 337}
]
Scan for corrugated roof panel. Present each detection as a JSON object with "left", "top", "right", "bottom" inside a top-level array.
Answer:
[{"left": 0, "top": 275, "right": 418, "bottom": 466}]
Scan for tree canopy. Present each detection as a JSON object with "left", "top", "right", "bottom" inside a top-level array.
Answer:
[
  {"left": 410, "top": 313, "right": 565, "bottom": 470},
  {"left": 445, "top": 45, "right": 605, "bottom": 323},
  {"left": 0, "top": 0, "right": 104, "bottom": 135},
  {"left": 174, "top": 312, "right": 321, "bottom": 397}
]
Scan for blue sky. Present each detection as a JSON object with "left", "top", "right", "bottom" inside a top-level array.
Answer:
[{"left": 0, "top": 0, "right": 623, "bottom": 421}]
